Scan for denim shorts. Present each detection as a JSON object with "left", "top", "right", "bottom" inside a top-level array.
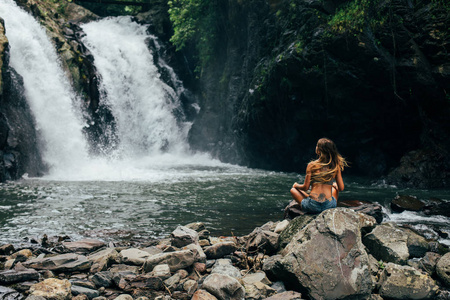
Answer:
[{"left": 302, "top": 197, "right": 337, "bottom": 214}]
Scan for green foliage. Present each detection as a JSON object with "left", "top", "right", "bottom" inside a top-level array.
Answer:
[
  {"left": 378, "top": 260, "right": 385, "bottom": 269},
  {"left": 328, "top": 0, "right": 385, "bottom": 35},
  {"left": 168, "top": 0, "right": 220, "bottom": 69}
]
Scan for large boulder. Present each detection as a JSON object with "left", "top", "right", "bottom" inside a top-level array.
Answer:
[
  {"left": 278, "top": 208, "right": 376, "bottom": 299},
  {"left": 210, "top": 259, "right": 241, "bottom": 279},
  {"left": 379, "top": 263, "right": 439, "bottom": 299},
  {"left": 202, "top": 273, "right": 245, "bottom": 300},
  {"left": 278, "top": 215, "right": 315, "bottom": 249},
  {"left": 436, "top": 252, "right": 450, "bottom": 287},
  {"left": 363, "top": 223, "right": 409, "bottom": 264},
  {"left": 29, "top": 279, "right": 72, "bottom": 300},
  {"left": 23, "top": 253, "right": 91, "bottom": 272}
]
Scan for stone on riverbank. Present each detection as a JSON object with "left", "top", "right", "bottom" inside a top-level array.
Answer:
[
  {"left": 242, "top": 227, "right": 279, "bottom": 255},
  {"left": 379, "top": 263, "right": 439, "bottom": 299},
  {"left": 211, "top": 259, "right": 241, "bottom": 278},
  {"left": 265, "top": 291, "right": 303, "bottom": 299},
  {"left": 363, "top": 223, "right": 410, "bottom": 264},
  {"left": 119, "top": 249, "right": 151, "bottom": 266},
  {"left": 191, "top": 289, "right": 218, "bottom": 300},
  {"left": 0, "top": 285, "right": 23, "bottom": 300},
  {"left": 0, "top": 268, "right": 39, "bottom": 284},
  {"left": 279, "top": 208, "right": 376, "bottom": 299},
  {"left": 203, "top": 242, "right": 237, "bottom": 259},
  {"left": 29, "top": 279, "right": 71, "bottom": 300},
  {"left": 87, "top": 248, "right": 120, "bottom": 273},
  {"left": 71, "top": 285, "right": 100, "bottom": 299},
  {"left": 170, "top": 226, "right": 199, "bottom": 248},
  {"left": 24, "top": 253, "right": 91, "bottom": 272},
  {"left": 202, "top": 273, "right": 245, "bottom": 300},
  {"left": 0, "top": 245, "right": 15, "bottom": 256},
  {"left": 436, "top": 252, "right": 450, "bottom": 287},
  {"left": 62, "top": 239, "right": 105, "bottom": 254},
  {"left": 391, "top": 195, "right": 425, "bottom": 213},
  {"left": 143, "top": 250, "right": 196, "bottom": 272}
]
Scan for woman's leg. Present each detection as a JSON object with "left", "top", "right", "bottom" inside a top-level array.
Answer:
[
  {"left": 332, "top": 182, "right": 339, "bottom": 200},
  {"left": 290, "top": 188, "right": 308, "bottom": 206}
]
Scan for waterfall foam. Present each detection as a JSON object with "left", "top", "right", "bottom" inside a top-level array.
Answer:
[
  {"left": 0, "top": 0, "right": 90, "bottom": 174},
  {"left": 81, "top": 17, "right": 191, "bottom": 158}
]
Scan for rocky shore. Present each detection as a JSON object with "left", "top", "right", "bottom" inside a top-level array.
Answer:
[{"left": 1, "top": 204, "right": 449, "bottom": 300}]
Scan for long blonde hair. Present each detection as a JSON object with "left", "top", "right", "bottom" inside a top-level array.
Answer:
[{"left": 310, "top": 138, "right": 348, "bottom": 184}]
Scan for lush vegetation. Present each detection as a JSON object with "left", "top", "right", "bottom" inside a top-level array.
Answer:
[{"left": 167, "top": 0, "right": 223, "bottom": 71}]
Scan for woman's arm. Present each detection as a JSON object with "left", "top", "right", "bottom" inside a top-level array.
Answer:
[
  {"left": 335, "top": 167, "right": 344, "bottom": 192},
  {"left": 293, "top": 163, "right": 312, "bottom": 191}
]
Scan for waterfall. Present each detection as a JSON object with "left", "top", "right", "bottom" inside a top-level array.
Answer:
[
  {"left": 81, "top": 17, "right": 191, "bottom": 158},
  {"left": 0, "top": 0, "right": 90, "bottom": 173},
  {"left": 0, "top": 2, "right": 213, "bottom": 180}
]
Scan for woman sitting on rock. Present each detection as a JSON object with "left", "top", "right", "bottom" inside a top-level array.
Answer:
[{"left": 290, "top": 137, "right": 348, "bottom": 213}]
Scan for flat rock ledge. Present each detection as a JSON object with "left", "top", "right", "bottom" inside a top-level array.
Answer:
[{"left": 1, "top": 209, "right": 449, "bottom": 300}]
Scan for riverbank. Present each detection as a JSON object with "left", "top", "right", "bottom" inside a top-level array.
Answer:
[{"left": 1, "top": 204, "right": 449, "bottom": 300}]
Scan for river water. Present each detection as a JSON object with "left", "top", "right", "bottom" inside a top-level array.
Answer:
[
  {"left": 0, "top": 1, "right": 449, "bottom": 248},
  {"left": 1, "top": 170, "right": 449, "bottom": 247}
]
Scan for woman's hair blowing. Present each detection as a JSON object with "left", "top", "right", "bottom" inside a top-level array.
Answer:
[{"left": 310, "top": 138, "right": 348, "bottom": 183}]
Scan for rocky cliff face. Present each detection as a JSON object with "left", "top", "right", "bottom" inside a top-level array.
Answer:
[
  {"left": 0, "top": 17, "right": 45, "bottom": 180},
  {"left": 184, "top": 0, "right": 450, "bottom": 187}
]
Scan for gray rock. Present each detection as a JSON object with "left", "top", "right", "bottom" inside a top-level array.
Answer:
[
  {"left": 143, "top": 249, "right": 196, "bottom": 272},
  {"left": 280, "top": 208, "right": 376, "bottom": 300},
  {"left": 419, "top": 252, "right": 441, "bottom": 276},
  {"left": 0, "top": 268, "right": 39, "bottom": 284},
  {"left": 0, "top": 244, "right": 15, "bottom": 255},
  {"left": 202, "top": 273, "right": 245, "bottom": 300},
  {"left": 278, "top": 214, "right": 315, "bottom": 249},
  {"left": 71, "top": 285, "right": 100, "bottom": 299},
  {"left": 150, "top": 264, "right": 171, "bottom": 280},
  {"left": 404, "top": 228, "right": 429, "bottom": 258},
  {"left": 379, "top": 263, "right": 439, "bottom": 299},
  {"left": 170, "top": 226, "right": 199, "bottom": 248},
  {"left": 25, "top": 296, "right": 46, "bottom": 300},
  {"left": 191, "top": 289, "right": 218, "bottom": 300},
  {"left": 141, "top": 246, "right": 163, "bottom": 256},
  {"left": 436, "top": 252, "right": 450, "bottom": 287},
  {"left": 29, "top": 278, "right": 72, "bottom": 300},
  {"left": 91, "top": 271, "right": 113, "bottom": 288},
  {"left": 183, "top": 279, "right": 198, "bottom": 295},
  {"left": 204, "top": 242, "right": 237, "bottom": 259},
  {"left": 363, "top": 223, "right": 410, "bottom": 264},
  {"left": 184, "top": 222, "right": 206, "bottom": 232},
  {"left": 262, "top": 255, "right": 284, "bottom": 281},
  {"left": 244, "top": 282, "right": 276, "bottom": 299},
  {"left": 243, "top": 227, "right": 279, "bottom": 255},
  {"left": 87, "top": 248, "right": 120, "bottom": 273},
  {"left": 184, "top": 243, "right": 206, "bottom": 263},
  {"left": 113, "top": 295, "right": 133, "bottom": 300},
  {"left": 119, "top": 248, "right": 151, "bottom": 266},
  {"left": 265, "top": 291, "right": 303, "bottom": 300},
  {"left": 211, "top": 259, "right": 241, "bottom": 279},
  {"left": 62, "top": 239, "right": 105, "bottom": 254},
  {"left": 274, "top": 220, "right": 290, "bottom": 233},
  {"left": 0, "top": 286, "right": 23, "bottom": 300},
  {"left": 118, "top": 274, "right": 163, "bottom": 291},
  {"left": 163, "top": 273, "right": 181, "bottom": 291},
  {"left": 242, "top": 271, "right": 271, "bottom": 286},
  {"left": 24, "top": 253, "right": 91, "bottom": 272}
]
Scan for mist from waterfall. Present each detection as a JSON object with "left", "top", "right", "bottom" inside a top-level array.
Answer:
[{"left": 0, "top": 0, "right": 90, "bottom": 174}]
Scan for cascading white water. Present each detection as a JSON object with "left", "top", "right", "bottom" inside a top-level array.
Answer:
[
  {"left": 0, "top": 2, "right": 216, "bottom": 180},
  {"left": 81, "top": 17, "right": 191, "bottom": 157},
  {"left": 0, "top": 0, "right": 90, "bottom": 173}
]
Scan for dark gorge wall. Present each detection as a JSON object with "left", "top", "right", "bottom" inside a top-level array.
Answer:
[
  {"left": 184, "top": 0, "right": 450, "bottom": 187},
  {"left": 0, "top": 18, "right": 45, "bottom": 180}
]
